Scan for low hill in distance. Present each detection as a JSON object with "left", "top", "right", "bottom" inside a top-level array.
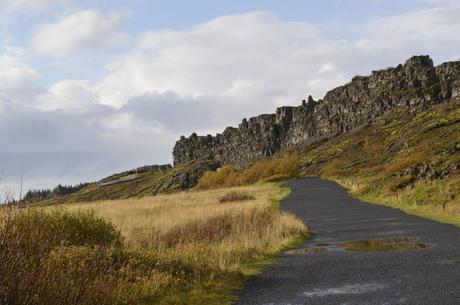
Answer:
[{"left": 27, "top": 161, "right": 219, "bottom": 205}]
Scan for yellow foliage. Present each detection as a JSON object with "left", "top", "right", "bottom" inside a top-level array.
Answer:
[{"left": 196, "top": 152, "right": 301, "bottom": 190}]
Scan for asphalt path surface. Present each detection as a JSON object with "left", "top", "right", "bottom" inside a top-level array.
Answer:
[{"left": 236, "top": 177, "right": 460, "bottom": 305}]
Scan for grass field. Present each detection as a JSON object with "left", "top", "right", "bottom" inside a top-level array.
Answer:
[
  {"left": 1, "top": 184, "right": 307, "bottom": 305},
  {"left": 60, "top": 184, "right": 306, "bottom": 264}
]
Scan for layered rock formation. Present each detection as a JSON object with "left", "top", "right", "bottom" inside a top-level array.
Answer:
[{"left": 173, "top": 55, "right": 460, "bottom": 166}]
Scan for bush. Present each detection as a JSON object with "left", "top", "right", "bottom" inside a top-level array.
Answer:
[
  {"left": 0, "top": 208, "right": 226, "bottom": 305},
  {"left": 196, "top": 151, "right": 300, "bottom": 190},
  {"left": 195, "top": 166, "right": 238, "bottom": 189},
  {"left": 218, "top": 191, "right": 255, "bottom": 203},
  {"left": 0, "top": 208, "right": 121, "bottom": 305},
  {"left": 9, "top": 209, "right": 122, "bottom": 248}
]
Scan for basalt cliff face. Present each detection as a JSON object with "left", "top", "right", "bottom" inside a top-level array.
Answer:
[{"left": 173, "top": 55, "right": 460, "bottom": 166}]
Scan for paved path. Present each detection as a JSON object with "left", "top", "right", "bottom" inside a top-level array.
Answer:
[{"left": 236, "top": 178, "right": 460, "bottom": 305}]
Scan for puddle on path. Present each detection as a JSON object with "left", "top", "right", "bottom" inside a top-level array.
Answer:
[
  {"left": 285, "top": 237, "right": 431, "bottom": 255},
  {"left": 333, "top": 237, "right": 430, "bottom": 252},
  {"left": 302, "top": 283, "right": 388, "bottom": 298}
]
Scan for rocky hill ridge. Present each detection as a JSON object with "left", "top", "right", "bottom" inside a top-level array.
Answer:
[{"left": 173, "top": 55, "right": 460, "bottom": 166}]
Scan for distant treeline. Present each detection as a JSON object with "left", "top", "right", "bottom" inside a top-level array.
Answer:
[{"left": 23, "top": 183, "right": 89, "bottom": 203}]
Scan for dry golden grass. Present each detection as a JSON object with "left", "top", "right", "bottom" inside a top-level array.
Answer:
[
  {"left": 1, "top": 184, "right": 306, "bottom": 305},
  {"left": 59, "top": 184, "right": 284, "bottom": 229},
  {"left": 57, "top": 184, "right": 306, "bottom": 272}
]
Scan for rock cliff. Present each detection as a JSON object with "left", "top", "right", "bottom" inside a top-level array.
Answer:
[{"left": 173, "top": 55, "right": 460, "bottom": 166}]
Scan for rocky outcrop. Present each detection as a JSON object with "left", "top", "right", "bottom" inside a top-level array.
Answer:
[
  {"left": 173, "top": 55, "right": 460, "bottom": 166},
  {"left": 153, "top": 160, "right": 220, "bottom": 194},
  {"left": 396, "top": 162, "right": 460, "bottom": 182}
]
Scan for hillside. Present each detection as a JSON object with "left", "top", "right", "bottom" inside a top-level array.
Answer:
[
  {"left": 197, "top": 100, "right": 460, "bottom": 226},
  {"left": 29, "top": 160, "right": 218, "bottom": 205},
  {"left": 305, "top": 101, "right": 460, "bottom": 225}
]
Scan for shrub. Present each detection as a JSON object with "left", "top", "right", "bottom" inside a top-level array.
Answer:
[
  {"left": 195, "top": 166, "right": 237, "bottom": 189},
  {"left": 196, "top": 151, "right": 301, "bottom": 190},
  {"left": 218, "top": 191, "right": 255, "bottom": 203},
  {"left": 9, "top": 209, "right": 122, "bottom": 248},
  {"left": 0, "top": 208, "right": 121, "bottom": 305},
  {"left": 238, "top": 151, "right": 300, "bottom": 184}
]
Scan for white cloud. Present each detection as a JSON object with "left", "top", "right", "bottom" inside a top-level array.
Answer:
[
  {"left": 0, "top": 0, "right": 68, "bottom": 21},
  {"left": 36, "top": 79, "right": 100, "bottom": 112},
  {"left": 0, "top": 53, "right": 37, "bottom": 90},
  {"left": 96, "top": 12, "right": 329, "bottom": 110},
  {"left": 100, "top": 112, "right": 165, "bottom": 136},
  {"left": 95, "top": 7, "right": 460, "bottom": 113},
  {"left": 361, "top": 7, "right": 460, "bottom": 53},
  {"left": 32, "top": 10, "right": 132, "bottom": 57},
  {"left": 0, "top": 52, "right": 42, "bottom": 102},
  {"left": 318, "top": 62, "right": 336, "bottom": 74},
  {"left": 4, "top": 45, "right": 27, "bottom": 57}
]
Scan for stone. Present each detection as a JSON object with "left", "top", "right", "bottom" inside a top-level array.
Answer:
[
  {"left": 154, "top": 160, "right": 220, "bottom": 194},
  {"left": 173, "top": 55, "right": 460, "bottom": 166}
]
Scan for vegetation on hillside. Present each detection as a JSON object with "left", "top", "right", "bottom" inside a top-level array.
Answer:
[
  {"left": 2, "top": 184, "right": 306, "bottom": 305},
  {"left": 31, "top": 160, "right": 218, "bottom": 205},
  {"left": 23, "top": 183, "right": 90, "bottom": 203},
  {"left": 197, "top": 101, "right": 460, "bottom": 226},
  {"left": 196, "top": 152, "right": 300, "bottom": 189}
]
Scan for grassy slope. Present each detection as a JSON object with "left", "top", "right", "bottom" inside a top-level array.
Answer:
[
  {"left": 32, "top": 161, "right": 217, "bottom": 205},
  {"left": 300, "top": 101, "right": 460, "bottom": 227},
  {"left": 198, "top": 101, "right": 460, "bottom": 227},
  {"left": 50, "top": 184, "right": 307, "bottom": 304}
]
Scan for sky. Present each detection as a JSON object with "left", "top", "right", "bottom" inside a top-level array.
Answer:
[{"left": 1, "top": 0, "right": 460, "bottom": 195}]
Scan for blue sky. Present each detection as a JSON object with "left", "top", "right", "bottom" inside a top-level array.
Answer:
[{"left": 0, "top": 0, "right": 459, "bottom": 195}]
